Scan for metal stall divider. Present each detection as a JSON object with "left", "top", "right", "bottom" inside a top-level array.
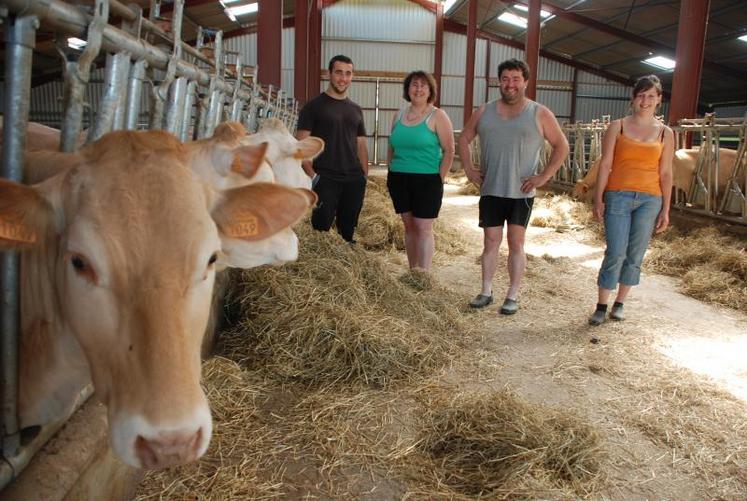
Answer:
[{"left": 58, "top": 0, "right": 107, "bottom": 151}]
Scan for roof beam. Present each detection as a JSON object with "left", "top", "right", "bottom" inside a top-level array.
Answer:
[
  {"left": 508, "top": 1, "right": 747, "bottom": 82},
  {"left": 444, "top": 18, "right": 633, "bottom": 87}
]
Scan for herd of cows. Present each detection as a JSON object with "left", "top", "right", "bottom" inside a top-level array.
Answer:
[
  {"left": 0, "top": 119, "right": 322, "bottom": 469},
  {"left": 0, "top": 118, "right": 741, "bottom": 472}
]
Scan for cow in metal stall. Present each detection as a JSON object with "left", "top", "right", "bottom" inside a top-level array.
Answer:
[{"left": 0, "top": 129, "right": 316, "bottom": 469}]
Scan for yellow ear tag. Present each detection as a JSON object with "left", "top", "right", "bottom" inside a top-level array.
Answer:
[
  {"left": 226, "top": 212, "right": 260, "bottom": 238},
  {"left": 0, "top": 220, "right": 36, "bottom": 243}
]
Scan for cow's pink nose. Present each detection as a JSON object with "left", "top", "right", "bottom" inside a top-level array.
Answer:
[{"left": 134, "top": 428, "right": 204, "bottom": 469}]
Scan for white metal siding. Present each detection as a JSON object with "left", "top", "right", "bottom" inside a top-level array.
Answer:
[
  {"left": 489, "top": 42, "right": 524, "bottom": 76},
  {"left": 224, "top": 33, "right": 257, "bottom": 66},
  {"left": 322, "top": 41, "right": 434, "bottom": 72},
  {"left": 537, "top": 89, "right": 572, "bottom": 119},
  {"left": 324, "top": 0, "right": 435, "bottom": 42}
]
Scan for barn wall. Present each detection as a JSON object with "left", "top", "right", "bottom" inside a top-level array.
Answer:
[
  {"left": 713, "top": 104, "right": 747, "bottom": 118},
  {"left": 322, "top": 0, "right": 435, "bottom": 163}
]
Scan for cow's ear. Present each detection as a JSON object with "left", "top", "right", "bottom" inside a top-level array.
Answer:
[
  {"left": 294, "top": 136, "right": 324, "bottom": 160},
  {"left": 0, "top": 179, "right": 52, "bottom": 248},
  {"left": 212, "top": 183, "right": 317, "bottom": 241},
  {"left": 229, "top": 142, "right": 268, "bottom": 179},
  {"left": 209, "top": 142, "right": 267, "bottom": 179}
]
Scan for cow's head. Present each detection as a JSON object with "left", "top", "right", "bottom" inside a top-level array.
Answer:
[
  {"left": 0, "top": 130, "right": 315, "bottom": 469},
  {"left": 184, "top": 122, "right": 320, "bottom": 269},
  {"left": 244, "top": 118, "right": 324, "bottom": 189}
]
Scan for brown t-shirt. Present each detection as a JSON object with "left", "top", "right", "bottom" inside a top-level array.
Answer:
[{"left": 297, "top": 93, "right": 366, "bottom": 180}]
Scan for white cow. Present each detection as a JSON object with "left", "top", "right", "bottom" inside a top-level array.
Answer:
[
  {"left": 0, "top": 129, "right": 316, "bottom": 469},
  {"left": 183, "top": 120, "right": 324, "bottom": 269}
]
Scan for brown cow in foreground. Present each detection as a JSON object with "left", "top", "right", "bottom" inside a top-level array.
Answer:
[
  {"left": 0, "top": 130, "right": 316, "bottom": 469},
  {"left": 572, "top": 148, "right": 739, "bottom": 203}
]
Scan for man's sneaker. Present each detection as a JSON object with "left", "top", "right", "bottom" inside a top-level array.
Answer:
[
  {"left": 588, "top": 310, "right": 606, "bottom": 326},
  {"left": 609, "top": 304, "right": 625, "bottom": 321},
  {"left": 469, "top": 294, "right": 493, "bottom": 308},
  {"left": 500, "top": 298, "right": 519, "bottom": 315}
]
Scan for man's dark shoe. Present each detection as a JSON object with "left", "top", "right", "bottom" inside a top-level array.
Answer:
[
  {"left": 500, "top": 298, "right": 519, "bottom": 315},
  {"left": 469, "top": 294, "right": 493, "bottom": 308}
]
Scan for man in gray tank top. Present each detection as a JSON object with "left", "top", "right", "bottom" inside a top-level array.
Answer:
[{"left": 458, "top": 59, "right": 569, "bottom": 315}]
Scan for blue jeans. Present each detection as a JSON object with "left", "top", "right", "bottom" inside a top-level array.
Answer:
[{"left": 598, "top": 190, "right": 662, "bottom": 290}]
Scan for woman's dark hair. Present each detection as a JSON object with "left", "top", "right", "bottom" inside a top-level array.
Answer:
[
  {"left": 632, "top": 75, "right": 663, "bottom": 98},
  {"left": 403, "top": 71, "right": 438, "bottom": 104}
]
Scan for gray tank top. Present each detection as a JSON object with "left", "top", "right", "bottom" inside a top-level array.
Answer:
[{"left": 476, "top": 99, "right": 544, "bottom": 199}]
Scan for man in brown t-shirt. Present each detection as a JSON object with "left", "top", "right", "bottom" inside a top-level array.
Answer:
[{"left": 296, "top": 55, "right": 369, "bottom": 243}]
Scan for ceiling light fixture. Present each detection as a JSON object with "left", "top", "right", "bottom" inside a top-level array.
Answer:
[
  {"left": 513, "top": 4, "right": 552, "bottom": 18},
  {"left": 643, "top": 55, "right": 676, "bottom": 70},
  {"left": 497, "top": 12, "right": 528, "bottom": 28}
]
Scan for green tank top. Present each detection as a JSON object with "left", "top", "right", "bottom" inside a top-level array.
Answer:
[{"left": 389, "top": 109, "right": 443, "bottom": 174}]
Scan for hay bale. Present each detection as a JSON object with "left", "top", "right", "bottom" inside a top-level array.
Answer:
[
  {"left": 413, "top": 387, "right": 605, "bottom": 498},
  {"left": 221, "top": 224, "right": 469, "bottom": 388}
]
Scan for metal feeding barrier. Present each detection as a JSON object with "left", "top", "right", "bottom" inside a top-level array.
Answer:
[
  {"left": 0, "top": 0, "right": 297, "bottom": 490},
  {"left": 550, "top": 117, "right": 609, "bottom": 187},
  {"left": 672, "top": 114, "right": 747, "bottom": 219}
]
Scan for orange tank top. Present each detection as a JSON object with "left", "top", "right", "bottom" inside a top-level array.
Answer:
[{"left": 606, "top": 124, "right": 664, "bottom": 196}]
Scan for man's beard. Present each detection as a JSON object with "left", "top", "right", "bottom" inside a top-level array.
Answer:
[
  {"left": 500, "top": 88, "right": 522, "bottom": 104},
  {"left": 330, "top": 82, "right": 347, "bottom": 96}
]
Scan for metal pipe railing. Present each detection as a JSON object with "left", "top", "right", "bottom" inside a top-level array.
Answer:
[{"left": 1, "top": 13, "right": 37, "bottom": 491}]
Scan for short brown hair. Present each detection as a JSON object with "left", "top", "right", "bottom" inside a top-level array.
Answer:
[
  {"left": 403, "top": 71, "right": 438, "bottom": 104},
  {"left": 498, "top": 59, "right": 530, "bottom": 81}
]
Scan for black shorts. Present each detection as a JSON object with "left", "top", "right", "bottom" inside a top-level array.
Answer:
[
  {"left": 479, "top": 196, "right": 534, "bottom": 228},
  {"left": 386, "top": 171, "right": 444, "bottom": 219}
]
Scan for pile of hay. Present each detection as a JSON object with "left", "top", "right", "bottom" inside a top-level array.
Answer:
[
  {"left": 410, "top": 387, "right": 605, "bottom": 498},
  {"left": 220, "top": 223, "right": 470, "bottom": 388},
  {"left": 646, "top": 227, "right": 747, "bottom": 311},
  {"left": 358, "top": 176, "right": 468, "bottom": 255}
]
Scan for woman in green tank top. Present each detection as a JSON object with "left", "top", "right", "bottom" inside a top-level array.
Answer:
[{"left": 386, "top": 71, "right": 455, "bottom": 271}]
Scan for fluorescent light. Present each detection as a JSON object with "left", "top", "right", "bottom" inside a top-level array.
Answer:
[
  {"left": 497, "top": 12, "right": 528, "bottom": 28},
  {"left": 643, "top": 56, "right": 676, "bottom": 70},
  {"left": 224, "top": 2, "right": 257, "bottom": 21},
  {"left": 514, "top": 4, "right": 552, "bottom": 18},
  {"left": 67, "top": 37, "right": 87, "bottom": 50},
  {"left": 443, "top": 0, "right": 459, "bottom": 14},
  {"left": 738, "top": 35, "right": 747, "bottom": 43}
]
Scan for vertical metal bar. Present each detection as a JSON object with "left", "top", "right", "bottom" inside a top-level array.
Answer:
[
  {"left": 164, "top": 77, "right": 188, "bottom": 135},
  {"left": 180, "top": 80, "right": 197, "bottom": 141},
  {"left": 91, "top": 51, "right": 131, "bottom": 140},
  {"left": 229, "top": 58, "right": 244, "bottom": 122},
  {"left": 125, "top": 59, "right": 147, "bottom": 130},
  {"left": 204, "top": 30, "right": 224, "bottom": 137},
  {"left": 1, "top": 14, "right": 37, "bottom": 461}
]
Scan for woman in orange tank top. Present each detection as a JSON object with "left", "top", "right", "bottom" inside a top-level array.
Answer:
[{"left": 588, "top": 75, "right": 674, "bottom": 326}]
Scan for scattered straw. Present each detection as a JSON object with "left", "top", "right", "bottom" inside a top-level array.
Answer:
[
  {"left": 646, "top": 227, "right": 747, "bottom": 311},
  {"left": 530, "top": 193, "right": 603, "bottom": 239}
]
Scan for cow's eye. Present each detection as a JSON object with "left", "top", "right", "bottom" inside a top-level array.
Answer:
[
  {"left": 208, "top": 253, "right": 218, "bottom": 266},
  {"left": 70, "top": 253, "right": 97, "bottom": 284}
]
